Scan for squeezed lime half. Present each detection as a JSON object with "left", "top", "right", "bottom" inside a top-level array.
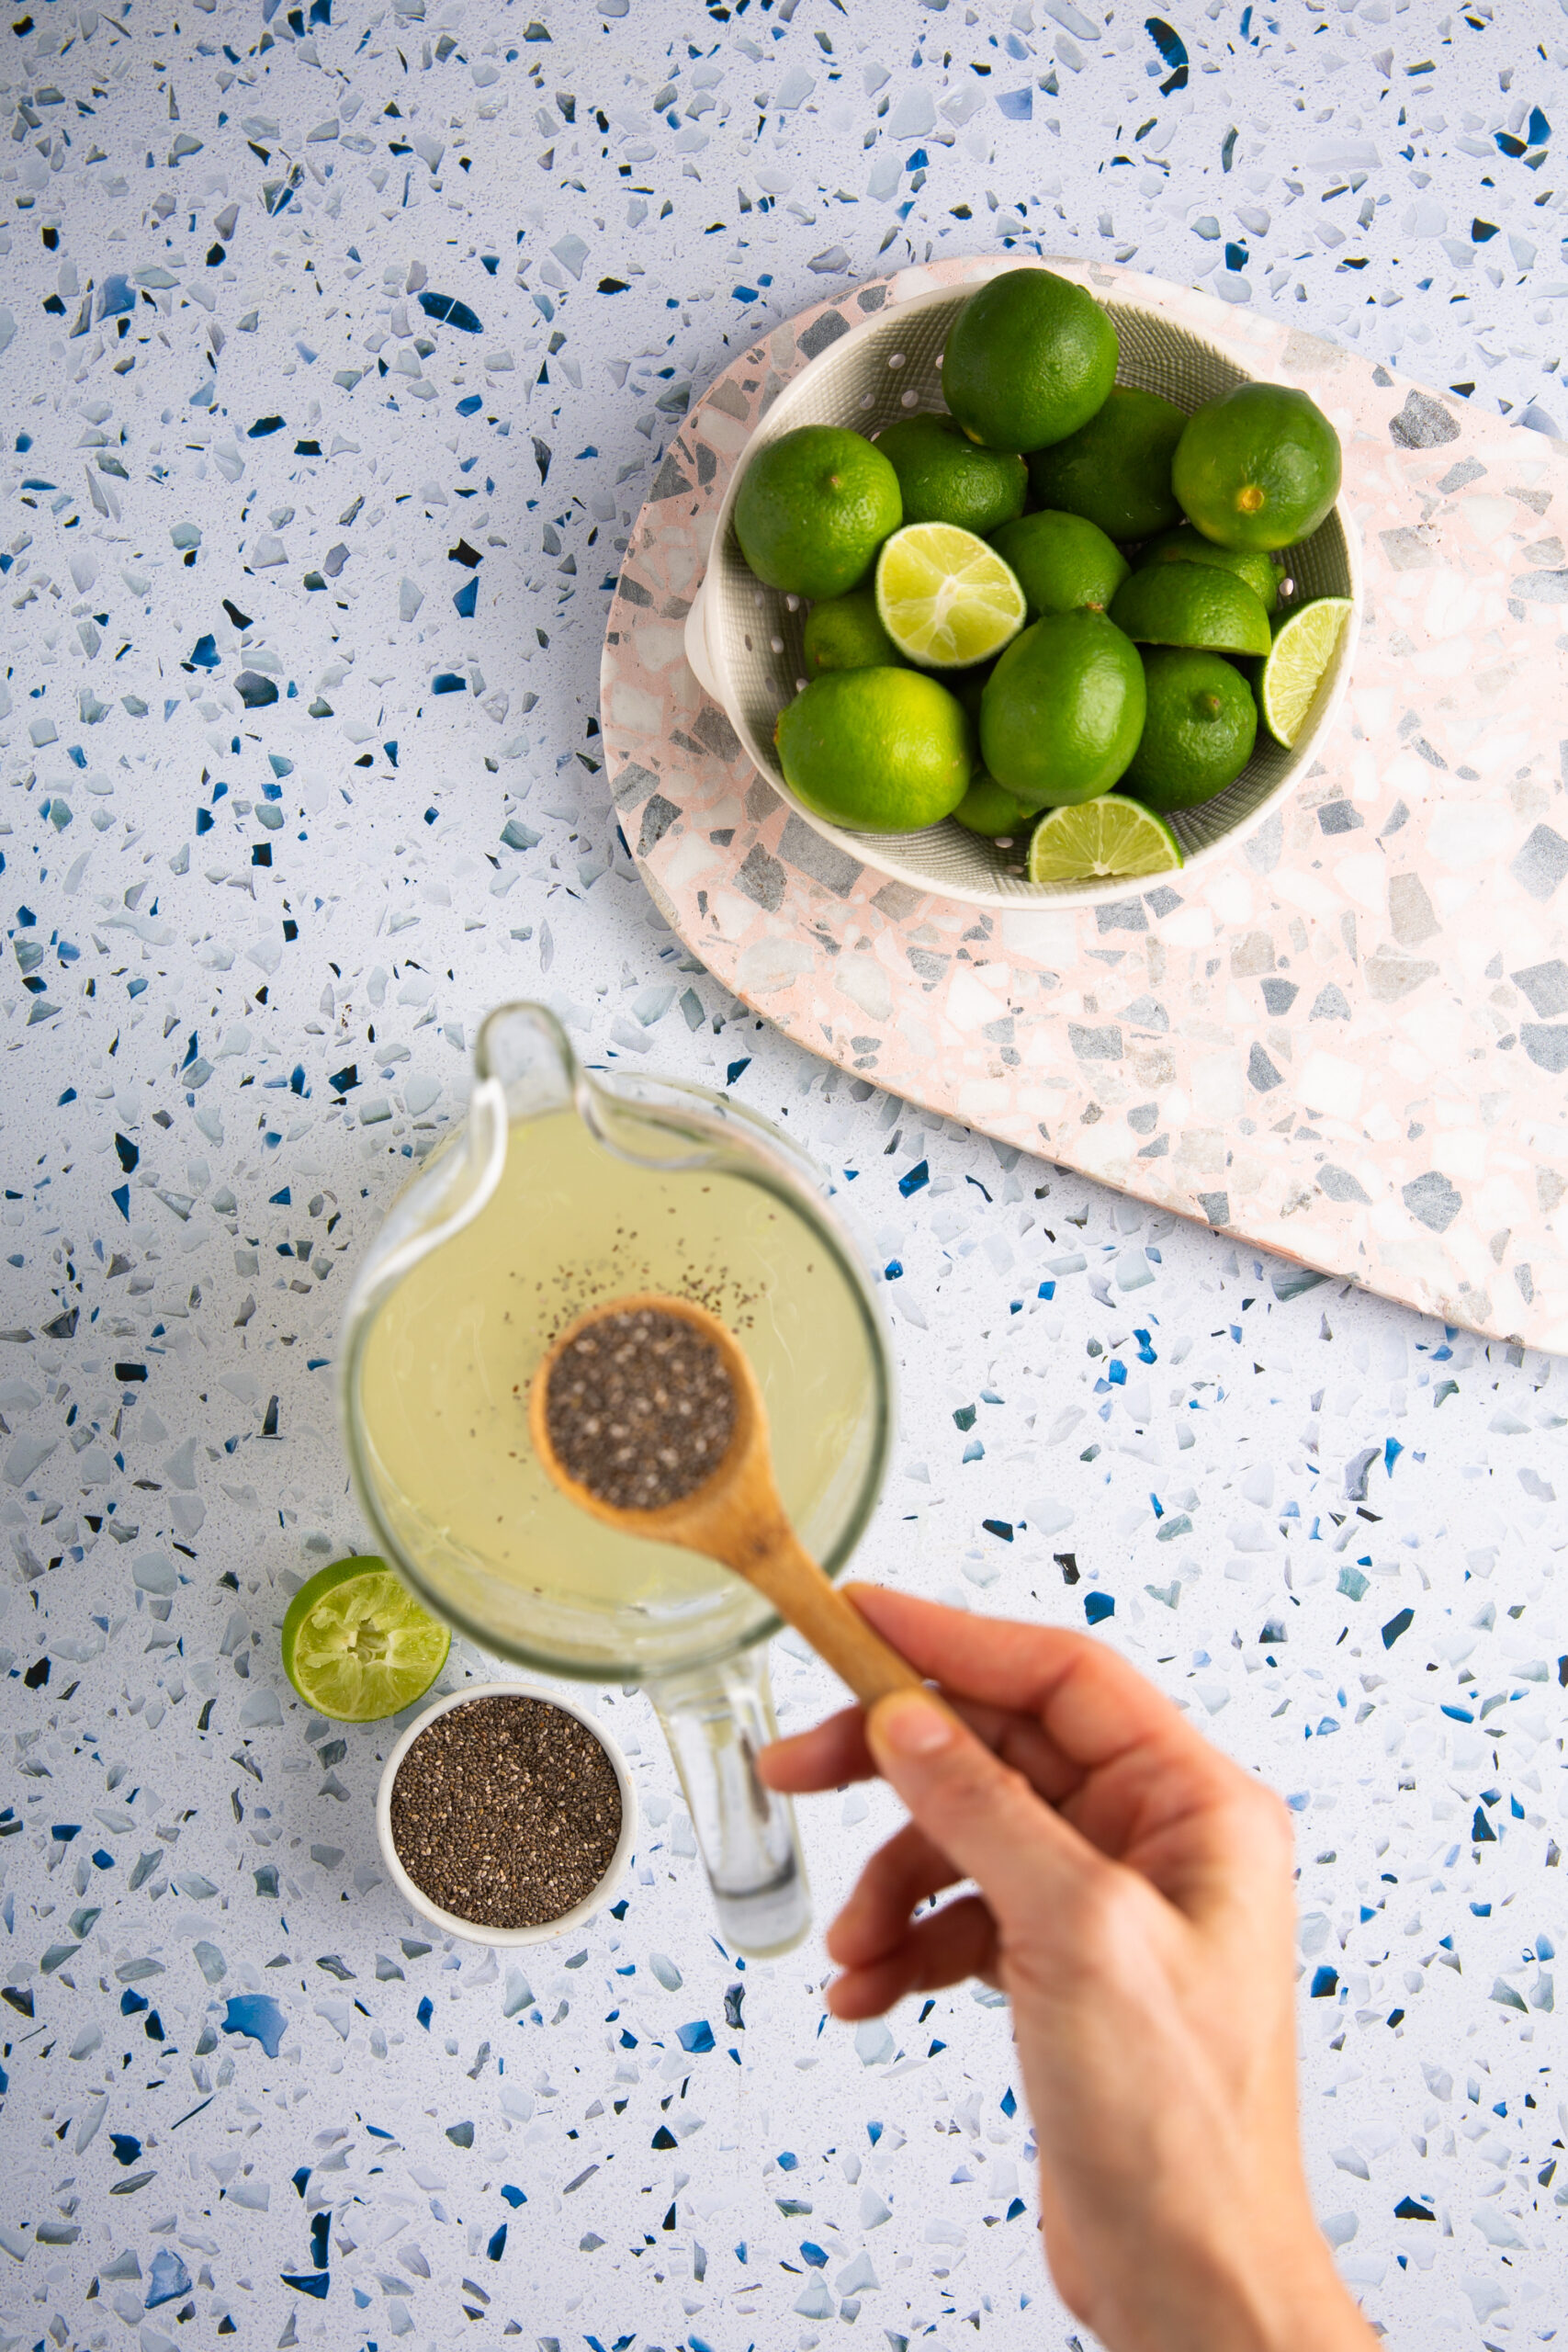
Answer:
[{"left": 281, "top": 1555, "right": 450, "bottom": 1722}]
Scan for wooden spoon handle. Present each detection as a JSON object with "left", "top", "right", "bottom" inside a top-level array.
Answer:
[{"left": 735, "top": 1522, "right": 928, "bottom": 1708}]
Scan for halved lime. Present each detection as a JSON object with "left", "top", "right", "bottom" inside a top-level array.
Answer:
[
  {"left": 1108, "top": 562, "right": 1272, "bottom": 656},
  {"left": 1135, "top": 523, "right": 1280, "bottom": 615},
  {"left": 874, "top": 523, "right": 1027, "bottom": 670},
  {"left": 281, "top": 1555, "right": 450, "bottom": 1722},
  {"left": 1026, "top": 797, "right": 1183, "bottom": 884},
  {"left": 1258, "top": 596, "right": 1353, "bottom": 747}
]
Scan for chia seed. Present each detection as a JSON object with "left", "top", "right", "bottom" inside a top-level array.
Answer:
[
  {"left": 544, "top": 1305, "right": 738, "bottom": 1511},
  {"left": 389, "top": 1695, "right": 623, "bottom": 1929}
]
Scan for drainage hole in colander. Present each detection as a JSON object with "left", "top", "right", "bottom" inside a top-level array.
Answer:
[
  {"left": 900, "top": 390, "right": 919, "bottom": 407},
  {"left": 859, "top": 391, "right": 875, "bottom": 409},
  {"left": 770, "top": 635, "right": 785, "bottom": 654},
  {"left": 887, "top": 351, "right": 906, "bottom": 368}
]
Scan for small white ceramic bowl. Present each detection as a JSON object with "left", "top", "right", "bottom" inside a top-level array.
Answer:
[{"left": 376, "top": 1679, "right": 638, "bottom": 1948}]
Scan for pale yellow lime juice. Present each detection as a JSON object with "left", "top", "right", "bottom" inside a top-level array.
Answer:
[{"left": 353, "top": 1104, "right": 885, "bottom": 1678}]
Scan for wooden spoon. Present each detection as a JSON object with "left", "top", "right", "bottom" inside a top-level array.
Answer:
[{"left": 528, "top": 1291, "right": 929, "bottom": 1709}]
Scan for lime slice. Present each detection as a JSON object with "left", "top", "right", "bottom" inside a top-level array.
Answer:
[
  {"left": 1026, "top": 797, "right": 1183, "bottom": 884},
  {"left": 874, "top": 522, "right": 1027, "bottom": 669},
  {"left": 1258, "top": 596, "right": 1353, "bottom": 747},
  {"left": 281, "top": 1555, "right": 450, "bottom": 1722}
]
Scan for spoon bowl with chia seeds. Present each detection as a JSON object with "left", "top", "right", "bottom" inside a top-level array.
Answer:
[
  {"left": 530, "top": 1293, "right": 930, "bottom": 1711},
  {"left": 377, "top": 1681, "right": 638, "bottom": 1946}
]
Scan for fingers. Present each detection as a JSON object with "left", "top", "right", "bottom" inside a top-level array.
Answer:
[
  {"left": 845, "top": 1586, "right": 1273, "bottom": 1888},
  {"left": 825, "top": 1894, "right": 998, "bottom": 2021},
  {"left": 863, "top": 1684, "right": 1094, "bottom": 1938},
  {"left": 825, "top": 1820, "right": 961, "bottom": 1967},
  {"left": 1160, "top": 1774, "right": 1299, "bottom": 1939},
  {"left": 761, "top": 1591, "right": 1280, "bottom": 1923},
  {"left": 758, "top": 1705, "right": 873, "bottom": 1793},
  {"left": 844, "top": 1583, "right": 1202, "bottom": 1772},
  {"left": 1061, "top": 1731, "right": 1282, "bottom": 1896},
  {"left": 759, "top": 1692, "right": 1075, "bottom": 1806}
]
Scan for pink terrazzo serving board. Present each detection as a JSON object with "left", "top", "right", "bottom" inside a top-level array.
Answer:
[{"left": 601, "top": 254, "right": 1568, "bottom": 1353}]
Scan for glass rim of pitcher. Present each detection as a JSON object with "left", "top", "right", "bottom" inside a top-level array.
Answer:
[{"left": 339, "top": 1001, "right": 897, "bottom": 1683}]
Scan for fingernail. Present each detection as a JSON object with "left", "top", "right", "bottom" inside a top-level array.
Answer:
[{"left": 868, "top": 1689, "right": 953, "bottom": 1760}]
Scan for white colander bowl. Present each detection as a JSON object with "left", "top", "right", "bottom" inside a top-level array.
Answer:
[{"left": 683, "top": 256, "right": 1360, "bottom": 910}]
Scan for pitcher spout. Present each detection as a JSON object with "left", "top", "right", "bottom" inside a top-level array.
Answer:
[{"left": 474, "top": 1000, "right": 580, "bottom": 1117}]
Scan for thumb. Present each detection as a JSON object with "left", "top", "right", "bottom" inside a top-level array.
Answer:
[{"left": 865, "top": 1687, "right": 1095, "bottom": 1936}]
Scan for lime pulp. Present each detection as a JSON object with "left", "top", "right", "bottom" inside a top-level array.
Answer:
[
  {"left": 281, "top": 1555, "right": 450, "bottom": 1722},
  {"left": 874, "top": 523, "right": 1028, "bottom": 669},
  {"left": 1258, "top": 596, "right": 1353, "bottom": 747},
  {"left": 1026, "top": 797, "right": 1183, "bottom": 883}
]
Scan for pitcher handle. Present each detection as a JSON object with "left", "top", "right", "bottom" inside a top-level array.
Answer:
[{"left": 646, "top": 1646, "right": 810, "bottom": 1960}]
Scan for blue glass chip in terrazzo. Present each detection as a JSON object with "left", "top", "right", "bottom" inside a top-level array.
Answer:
[
  {"left": 145, "top": 2248, "right": 192, "bottom": 2308},
  {"left": 222, "top": 1994, "right": 288, "bottom": 2057}
]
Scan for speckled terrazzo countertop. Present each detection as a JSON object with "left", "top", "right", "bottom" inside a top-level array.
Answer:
[{"left": 3, "top": 5, "right": 1568, "bottom": 2349}]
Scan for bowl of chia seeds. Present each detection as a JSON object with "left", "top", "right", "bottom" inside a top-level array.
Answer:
[{"left": 377, "top": 1682, "right": 637, "bottom": 1946}]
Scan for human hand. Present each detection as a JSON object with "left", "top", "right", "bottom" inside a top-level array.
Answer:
[{"left": 760, "top": 1587, "right": 1377, "bottom": 2352}]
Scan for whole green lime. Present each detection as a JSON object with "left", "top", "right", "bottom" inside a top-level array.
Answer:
[
  {"left": 1135, "top": 523, "right": 1280, "bottom": 614},
  {"left": 952, "top": 775, "right": 1032, "bottom": 838},
  {"left": 803, "top": 589, "right": 904, "bottom": 675},
  {"left": 775, "top": 667, "right": 974, "bottom": 831},
  {"left": 941, "top": 268, "right": 1119, "bottom": 454},
  {"left": 1108, "top": 561, "right": 1273, "bottom": 655},
  {"left": 735, "top": 424, "right": 902, "bottom": 598},
  {"left": 979, "top": 610, "right": 1146, "bottom": 811},
  {"left": 1025, "top": 387, "right": 1187, "bottom": 542},
  {"left": 1120, "top": 648, "right": 1258, "bottom": 811},
  {"left": 1172, "top": 381, "right": 1342, "bottom": 552},
  {"left": 989, "top": 510, "right": 1130, "bottom": 621},
  {"left": 874, "top": 413, "right": 1028, "bottom": 536}
]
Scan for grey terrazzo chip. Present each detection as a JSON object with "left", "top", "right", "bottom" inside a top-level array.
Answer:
[
  {"left": 1511, "top": 824, "right": 1568, "bottom": 901},
  {"left": 1519, "top": 1023, "right": 1568, "bottom": 1074},
  {"left": 1387, "top": 389, "right": 1461, "bottom": 449},
  {"left": 779, "top": 812, "right": 863, "bottom": 897},
  {"left": 1510, "top": 959, "right": 1568, "bottom": 1019},
  {"left": 1403, "top": 1171, "right": 1464, "bottom": 1233}
]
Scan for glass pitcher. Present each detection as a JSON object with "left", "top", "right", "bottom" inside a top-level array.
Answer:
[{"left": 338, "top": 1002, "right": 893, "bottom": 1955}]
